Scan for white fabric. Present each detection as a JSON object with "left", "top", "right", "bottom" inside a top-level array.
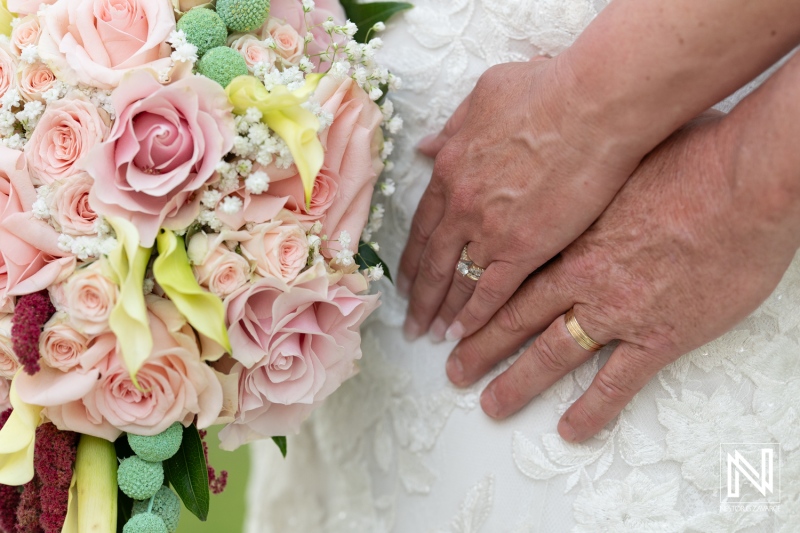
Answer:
[{"left": 246, "top": 1, "right": 800, "bottom": 531}]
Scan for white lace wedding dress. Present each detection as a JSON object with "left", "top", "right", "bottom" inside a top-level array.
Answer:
[{"left": 245, "top": 1, "right": 800, "bottom": 531}]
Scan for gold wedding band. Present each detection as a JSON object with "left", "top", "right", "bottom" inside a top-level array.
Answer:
[
  {"left": 565, "top": 308, "right": 605, "bottom": 352},
  {"left": 456, "top": 245, "right": 486, "bottom": 282}
]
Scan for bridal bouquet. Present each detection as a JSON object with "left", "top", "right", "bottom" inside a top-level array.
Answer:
[{"left": 0, "top": 0, "right": 408, "bottom": 530}]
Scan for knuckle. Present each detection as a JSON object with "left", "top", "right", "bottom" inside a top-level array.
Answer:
[
  {"left": 569, "top": 400, "right": 608, "bottom": 434},
  {"left": 409, "top": 217, "right": 433, "bottom": 247},
  {"left": 433, "top": 145, "right": 461, "bottom": 177},
  {"left": 419, "top": 256, "right": 450, "bottom": 286},
  {"left": 495, "top": 302, "right": 527, "bottom": 335},
  {"left": 593, "top": 369, "right": 633, "bottom": 406},
  {"left": 476, "top": 280, "right": 505, "bottom": 306},
  {"left": 535, "top": 334, "right": 568, "bottom": 374}
]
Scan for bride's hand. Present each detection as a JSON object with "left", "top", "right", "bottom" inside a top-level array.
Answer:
[
  {"left": 445, "top": 108, "right": 800, "bottom": 442},
  {"left": 397, "top": 57, "right": 646, "bottom": 343}
]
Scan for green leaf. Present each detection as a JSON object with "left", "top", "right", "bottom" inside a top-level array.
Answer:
[
  {"left": 163, "top": 425, "right": 210, "bottom": 521},
  {"left": 356, "top": 241, "right": 393, "bottom": 283},
  {"left": 340, "top": 0, "right": 413, "bottom": 43},
  {"left": 272, "top": 436, "right": 287, "bottom": 458}
]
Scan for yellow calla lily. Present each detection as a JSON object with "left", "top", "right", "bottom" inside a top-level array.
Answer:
[
  {"left": 104, "top": 217, "right": 152, "bottom": 386},
  {"left": 0, "top": 0, "right": 13, "bottom": 37},
  {"left": 226, "top": 74, "right": 325, "bottom": 207},
  {"left": 68, "top": 435, "right": 117, "bottom": 533},
  {"left": 0, "top": 375, "right": 42, "bottom": 486},
  {"left": 153, "top": 229, "right": 231, "bottom": 353}
]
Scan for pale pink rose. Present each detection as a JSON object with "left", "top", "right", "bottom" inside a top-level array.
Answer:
[
  {"left": 0, "top": 314, "right": 19, "bottom": 380},
  {"left": 0, "top": 378, "right": 10, "bottom": 413},
  {"left": 16, "top": 61, "right": 57, "bottom": 102},
  {"left": 24, "top": 94, "right": 110, "bottom": 185},
  {"left": 49, "top": 261, "right": 117, "bottom": 335},
  {"left": 266, "top": 166, "right": 338, "bottom": 226},
  {"left": 227, "top": 34, "right": 277, "bottom": 70},
  {"left": 8, "top": 0, "right": 57, "bottom": 16},
  {"left": 37, "top": 0, "right": 177, "bottom": 89},
  {"left": 39, "top": 312, "right": 90, "bottom": 371},
  {"left": 187, "top": 230, "right": 252, "bottom": 299},
  {"left": 0, "top": 146, "right": 75, "bottom": 313},
  {"left": 45, "top": 173, "right": 98, "bottom": 236},
  {"left": 240, "top": 211, "right": 309, "bottom": 283},
  {"left": 272, "top": 76, "right": 384, "bottom": 249},
  {"left": 11, "top": 15, "right": 42, "bottom": 56},
  {"left": 16, "top": 296, "right": 225, "bottom": 441},
  {"left": 0, "top": 42, "right": 17, "bottom": 101},
  {"left": 265, "top": 0, "right": 346, "bottom": 65},
  {"left": 266, "top": 19, "right": 303, "bottom": 65},
  {"left": 85, "top": 71, "right": 235, "bottom": 247},
  {"left": 218, "top": 264, "right": 379, "bottom": 449}
]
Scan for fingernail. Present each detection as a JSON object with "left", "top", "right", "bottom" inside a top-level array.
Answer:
[
  {"left": 558, "top": 418, "right": 578, "bottom": 442},
  {"left": 446, "top": 354, "right": 464, "bottom": 385},
  {"left": 397, "top": 274, "right": 410, "bottom": 298},
  {"left": 403, "top": 317, "right": 421, "bottom": 342},
  {"left": 429, "top": 317, "right": 447, "bottom": 343},
  {"left": 481, "top": 388, "right": 500, "bottom": 418},
  {"left": 445, "top": 321, "right": 465, "bottom": 342},
  {"left": 416, "top": 134, "right": 437, "bottom": 150}
]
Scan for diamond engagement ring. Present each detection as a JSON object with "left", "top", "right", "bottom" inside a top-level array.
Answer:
[{"left": 456, "top": 245, "right": 485, "bottom": 281}]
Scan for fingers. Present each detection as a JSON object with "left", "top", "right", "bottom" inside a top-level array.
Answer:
[
  {"left": 478, "top": 309, "right": 613, "bottom": 419},
  {"left": 417, "top": 92, "right": 473, "bottom": 158},
  {"left": 403, "top": 223, "right": 465, "bottom": 340},
  {"left": 396, "top": 182, "right": 446, "bottom": 297},
  {"left": 429, "top": 241, "right": 489, "bottom": 343},
  {"left": 445, "top": 262, "right": 529, "bottom": 342},
  {"left": 557, "top": 343, "right": 662, "bottom": 443},
  {"left": 447, "top": 264, "right": 572, "bottom": 386}
]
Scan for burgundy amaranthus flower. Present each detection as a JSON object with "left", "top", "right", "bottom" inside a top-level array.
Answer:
[
  {"left": 0, "top": 409, "right": 21, "bottom": 533},
  {"left": 15, "top": 480, "right": 42, "bottom": 533},
  {"left": 33, "top": 424, "right": 78, "bottom": 533},
  {"left": 198, "top": 430, "right": 228, "bottom": 494},
  {"left": 11, "top": 291, "right": 56, "bottom": 375}
]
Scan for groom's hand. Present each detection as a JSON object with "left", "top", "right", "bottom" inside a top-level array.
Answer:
[
  {"left": 447, "top": 105, "right": 800, "bottom": 442},
  {"left": 397, "top": 58, "right": 647, "bottom": 344}
]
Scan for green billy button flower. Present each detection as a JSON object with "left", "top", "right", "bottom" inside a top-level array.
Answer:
[
  {"left": 196, "top": 46, "right": 249, "bottom": 88},
  {"left": 216, "top": 0, "right": 270, "bottom": 33},
  {"left": 128, "top": 422, "right": 184, "bottom": 462},
  {"left": 132, "top": 486, "right": 182, "bottom": 533},
  {"left": 123, "top": 512, "right": 168, "bottom": 533},
  {"left": 177, "top": 8, "right": 228, "bottom": 58},
  {"left": 117, "top": 456, "right": 164, "bottom": 501}
]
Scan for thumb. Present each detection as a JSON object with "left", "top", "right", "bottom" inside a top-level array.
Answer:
[{"left": 417, "top": 92, "right": 473, "bottom": 158}]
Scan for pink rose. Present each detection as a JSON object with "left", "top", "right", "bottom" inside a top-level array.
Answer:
[
  {"left": 24, "top": 94, "right": 110, "bottom": 185},
  {"left": 39, "top": 312, "right": 90, "bottom": 372},
  {"left": 266, "top": 166, "right": 338, "bottom": 226},
  {"left": 187, "top": 230, "right": 252, "bottom": 299},
  {"left": 0, "top": 146, "right": 75, "bottom": 313},
  {"left": 266, "top": 0, "right": 346, "bottom": 64},
  {"left": 219, "top": 264, "right": 379, "bottom": 449},
  {"left": 10, "top": 15, "right": 42, "bottom": 56},
  {"left": 45, "top": 173, "right": 98, "bottom": 236},
  {"left": 240, "top": 211, "right": 309, "bottom": 283},
  {"left": 37, "top": 0, "right": 177, "bottom": 89},
  {"left": 86, "top": 72, "right": 235, "bottom": 247},
  {"left": 278, "top": 76, "right": 384, "bottom": 246},
  {"left": 17, "top": 296, "right": 225, "bottom": 441},
  {"left": 227, "top": 34, "right": 277, "bottom": 70},
  {"left": 0, "top": 314, "right": 19, "bottom": 380},
  {"left": 266, "top": 19, "right": 303, "bottom": 65},
  {"left": 16, "top": 62, "right": 57, "bottom": 102},
  {"left": 7, "top": 0, "right": 56, "bottom": 16},
  {"left": 0, "top": 42, "right": 17, "bottom": 101},
  {"left": 49, "top": 261, "right": 117, "bottom": 335}
]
